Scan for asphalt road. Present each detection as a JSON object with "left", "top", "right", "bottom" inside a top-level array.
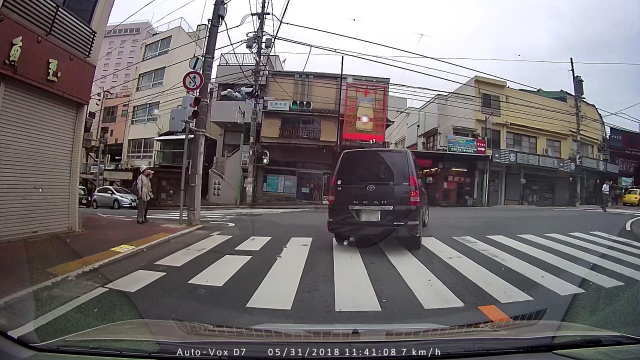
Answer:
[{"left": 5, "top": 206, "right": 640, "bottom": 344}]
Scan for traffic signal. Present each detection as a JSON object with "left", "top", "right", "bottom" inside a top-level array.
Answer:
[
  {"left": 290, "top": 100, "right": 312, "bottom": 112},
  {"left": 259, "top": 150, "right": 270, "bottom": 165},
  {"left": 189, "top": 96, "right": 202, "bottom": 120}
]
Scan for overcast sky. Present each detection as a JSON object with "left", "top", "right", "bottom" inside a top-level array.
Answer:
[{"left": 109, "top": 0, "right": 640, "bottom": 131}]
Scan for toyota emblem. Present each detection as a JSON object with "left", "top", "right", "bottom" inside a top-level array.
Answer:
[{"left": 366, "top": 184, "right": 376, "bottom": 191}]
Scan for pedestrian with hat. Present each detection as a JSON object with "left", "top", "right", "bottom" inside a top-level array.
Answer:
[{"left": 136, "top": 166, "right": 154, "bottom": 224}]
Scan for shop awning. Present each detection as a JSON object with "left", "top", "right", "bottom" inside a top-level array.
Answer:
[{"left": 154, "top": 135, "right": 194, "bottom": 141}]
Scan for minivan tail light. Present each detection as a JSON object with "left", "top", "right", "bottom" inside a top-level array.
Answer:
[
  {"left": 328, "top": 176, "right": 337, "bottom": 205},
  {"left": 409, "top": 175, "right": 420, "bottom": 206}
]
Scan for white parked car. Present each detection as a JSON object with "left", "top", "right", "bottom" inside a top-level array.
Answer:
[{"left": 91, "top": 186, "right": 138, "bottom": 209}]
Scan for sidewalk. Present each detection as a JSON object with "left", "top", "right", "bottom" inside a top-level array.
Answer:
[{"left": 0, "top": 214, "right": 197, "bottom": 300}]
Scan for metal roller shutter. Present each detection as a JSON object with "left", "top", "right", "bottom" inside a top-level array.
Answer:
[{"left": 0, "top": 78, "right": 80, "bottom": 240}]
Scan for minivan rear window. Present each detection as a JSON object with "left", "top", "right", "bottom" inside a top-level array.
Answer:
[{"left": 336, "top": 151, "right": 410, "bottom": 185}]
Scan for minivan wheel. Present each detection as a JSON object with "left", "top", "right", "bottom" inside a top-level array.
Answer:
[
  {"left": 112, "top": 200, "right": 120, "bottom": 209},
  {"left": 92, "top": 200, "right": 98, "bottom": 209},
  {"left": 334, "top": 233, "right": 348, "bottom": 245}
]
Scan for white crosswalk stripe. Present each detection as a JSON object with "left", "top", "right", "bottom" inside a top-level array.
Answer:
[
  {"left": 454, "top": 236, "right": 585, "bottom": 295},
  {"left": 589, "top": 231, "right": 640, "bottom": 246},
  {"left": 382, "top": 240, "right": 464, "bottom": 309},
  {"left": 246, "top": 237, "right": 312, "bottom": 310},
  {"left": 333, "top": 241, "right": 381, "bottom": 311},
  {"left": 422, "top": 237, "right": 532, "bottom": 303},
  {"left": 155, "top": 235, "right": 231, "bottom": 267},
  {"left": 518, "top": 234, "right": 640, "bottom": 281},
  {"left": 235, "top": 236, "right": 272, "bottom": 251},
  {"left": 188, "top": 255, "right": 252, "bottom": 286},
  {"left": 546, "top": 233, "right": 640, "bottom": 266},
  {"left": 487, "top": 235, "right": 623, "bottom": 288},
  {"left": 569, "top": 232, "right": 640, "bottom": 254}
]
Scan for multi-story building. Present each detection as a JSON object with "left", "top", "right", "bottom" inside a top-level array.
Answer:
[
  {"left": 608, "top": 126, "right": 640, "bottom": 187},
  {"left": 122, "top": 20, "right": 206, "bottom": 169},
  {"left": 0, "top": 0, "right": 114, "bottom": 240},
  {"left": 208, "top": 53, "right": 284, "bottom": 205},
  {"left": 387, "top": 75, "right": 616, "bottom": 206}
]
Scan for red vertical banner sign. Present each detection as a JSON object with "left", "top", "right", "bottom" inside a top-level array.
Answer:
[{"left": 341, "top": 82, "right": 388, "bottom": 143}]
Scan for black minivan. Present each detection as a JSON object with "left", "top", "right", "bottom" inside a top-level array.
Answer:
[{"left": 327, "top": 149, "right": 428, "bottom": 250}]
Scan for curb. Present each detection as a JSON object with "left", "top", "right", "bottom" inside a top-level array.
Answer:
[
  {"left": 628, "top": 216, "right": 640, "bottom": 241},
  {"left": 0, "top": 225, "right": 204, "bottom": 306}
]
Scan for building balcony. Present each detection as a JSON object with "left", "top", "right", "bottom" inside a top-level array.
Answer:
[
  {"left": 492, "top": 149, "right": 575, "bottom": 172},
  {"left": 210, "top": 100, "right": 251, "bottom": 125},
  {"left": 279, "top": 127, "right": 321, "bottom": 140},
  {"left": 1, "top": 0, "right": 97, "bottom": 57},
  {"left": 155, "top": 149, "right": 184, "bottom": 166}
]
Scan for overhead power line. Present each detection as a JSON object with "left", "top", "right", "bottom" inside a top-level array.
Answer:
[
  {"left": 265, "top": 51, "right": 640, "bottom": 66},
  {"left": 277, "top": 22, "right": 635, "bottom": 124}
]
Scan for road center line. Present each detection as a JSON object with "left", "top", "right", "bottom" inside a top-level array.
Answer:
[
  {"left": 422, "top": 237, "right": 531, "bottom": 303},
  {"left": 454, "top": 236, "right": 584, "bottom": 296},
  {"left": 246, "top": 237, "right": 312, "bottom": 310},
  {"left": 332, "top": 241, "right": 381, "bottom": 311},
  {"left": 8, "top": 287, "right": 109, "bottom": 338}
]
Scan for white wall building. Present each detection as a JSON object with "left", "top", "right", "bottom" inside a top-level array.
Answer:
[{"left": 122, "top": 22, "right": 206, "bottom": 169}]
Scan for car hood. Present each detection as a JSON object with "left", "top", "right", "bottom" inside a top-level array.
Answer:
[{"left": 41, "top": 319, "right": 637, "bottom": 344}]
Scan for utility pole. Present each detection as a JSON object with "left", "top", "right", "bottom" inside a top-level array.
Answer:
[
  {"left": 94, "top": 87, "right": 109, "bottom": 188},
  {"left": 484, "top": 115, "right": 492, "bottom": 207},
  {"left": 246, "top": 0, "right": 268, "bottom": 205},
  {"left": 570, "top": 57, "right": 583, "bottom": 205},
  {"left": 186, "top": 0, "right": 226, "bottom": 224}
]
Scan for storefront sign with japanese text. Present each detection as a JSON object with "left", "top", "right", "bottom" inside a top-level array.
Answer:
[
  {"left": 447, "top": 136, "right": 486, "bottom": 154},
  {"left": 342, "top": 82, "right": 388, "bottom": 143}
]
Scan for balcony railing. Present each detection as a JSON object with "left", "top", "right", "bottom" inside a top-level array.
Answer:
[
  {"left": 279, "top": 127, "right": 321, "bottom": 140},
  {"left": 155, "top": 149, "right": 184, "bottom": 166},
  {"left": 2, "top": 0, "right": 97, "bottom": 57},
  {"left": 492, "top": 149, "right": 575, "bottom": 172}
]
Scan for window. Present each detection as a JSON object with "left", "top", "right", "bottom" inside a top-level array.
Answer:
[
  {"left": 114, "top": 62, "right": 121, "bottom": 68},
  {"left": 112, "top": 74, "right": 118, "bottom": 79},
  {"left": 117, "top": 50, "right": 124, "bottom": 56},
  {"left": 136, "top": 28, "right": 141, "bottom": 33},
  {"left": 109, "top": 129, "right": 114, "bottom": 137},
  {"left": 262, "top": 174, "right": 297, "bottom": 194},
  {"left": 506, "top": 132, "right": 537, "bottom": 153},
  {"left": 120, "top": 40, "right": 127, "bottom": 46},
  {"left": 453, "top": 130, "right": 474, "bottom": 138},
  {"left": 127, "top": 62, "right": 134, "bottom": 66},
  {"left": 105, "top": 51, "right": 112, "bottom": 57},
  {"left": 143, "top": 36, "right": 172, "bottom": 60},
  {"left": 136, "top": 68, "right": 165, "bottom": 91},
  {"left": 132, "top": 39, "right": 140, "bottom": 44},
  {"left": 481, "top": 93, "right": 501, "bottom": 116},
  {"left": 336, "top": 151, "right": 410, "bottom": 185},
  {"left": 575, "top": 141, "right": 594, "bottom": 157},
  {"left": 425, "top": 133, "right": 438, "bottom": 150},
  {"left": 131, "top": 102, "right": 160, "bottom": 124},
  {"left": 108, "top": 41, "right": 114, "bottom": 46},
  {"left": 129, "top": 49, "right": 136, "bottom": 55},
  {"left": 127, "top": 138, "right": 154, "bottom": 159},
  {"left": 103, "top": 63, "right": 109, "bottom": 69},
  {"left": 102, "top": 106, "right": 117, "bottom": 123},
  {"left": 117, "top": 29, "right": 123, "bottom": 34},
  {"left": 482, "top": 128, "right": 501, "bottom": 150},
  {"left": 546, "top": 139, "right": 561, "bottom": 157},
  {"left": 121, "top": 109, "right": 128, "bottom": 118},
  {"left": 124, "top": 73, "right": 131, "bottom": 79},
  {"left": 53, "top": 0, "right": 98, "bottom": 25}
]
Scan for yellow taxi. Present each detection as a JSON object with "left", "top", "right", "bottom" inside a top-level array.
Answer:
[{"left": 623, "top": 188, "right": 640, "bottom": 206}]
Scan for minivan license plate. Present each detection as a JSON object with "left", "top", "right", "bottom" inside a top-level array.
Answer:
[{"left": 359, "top": 210, "right": 380, "bottom": 222}]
